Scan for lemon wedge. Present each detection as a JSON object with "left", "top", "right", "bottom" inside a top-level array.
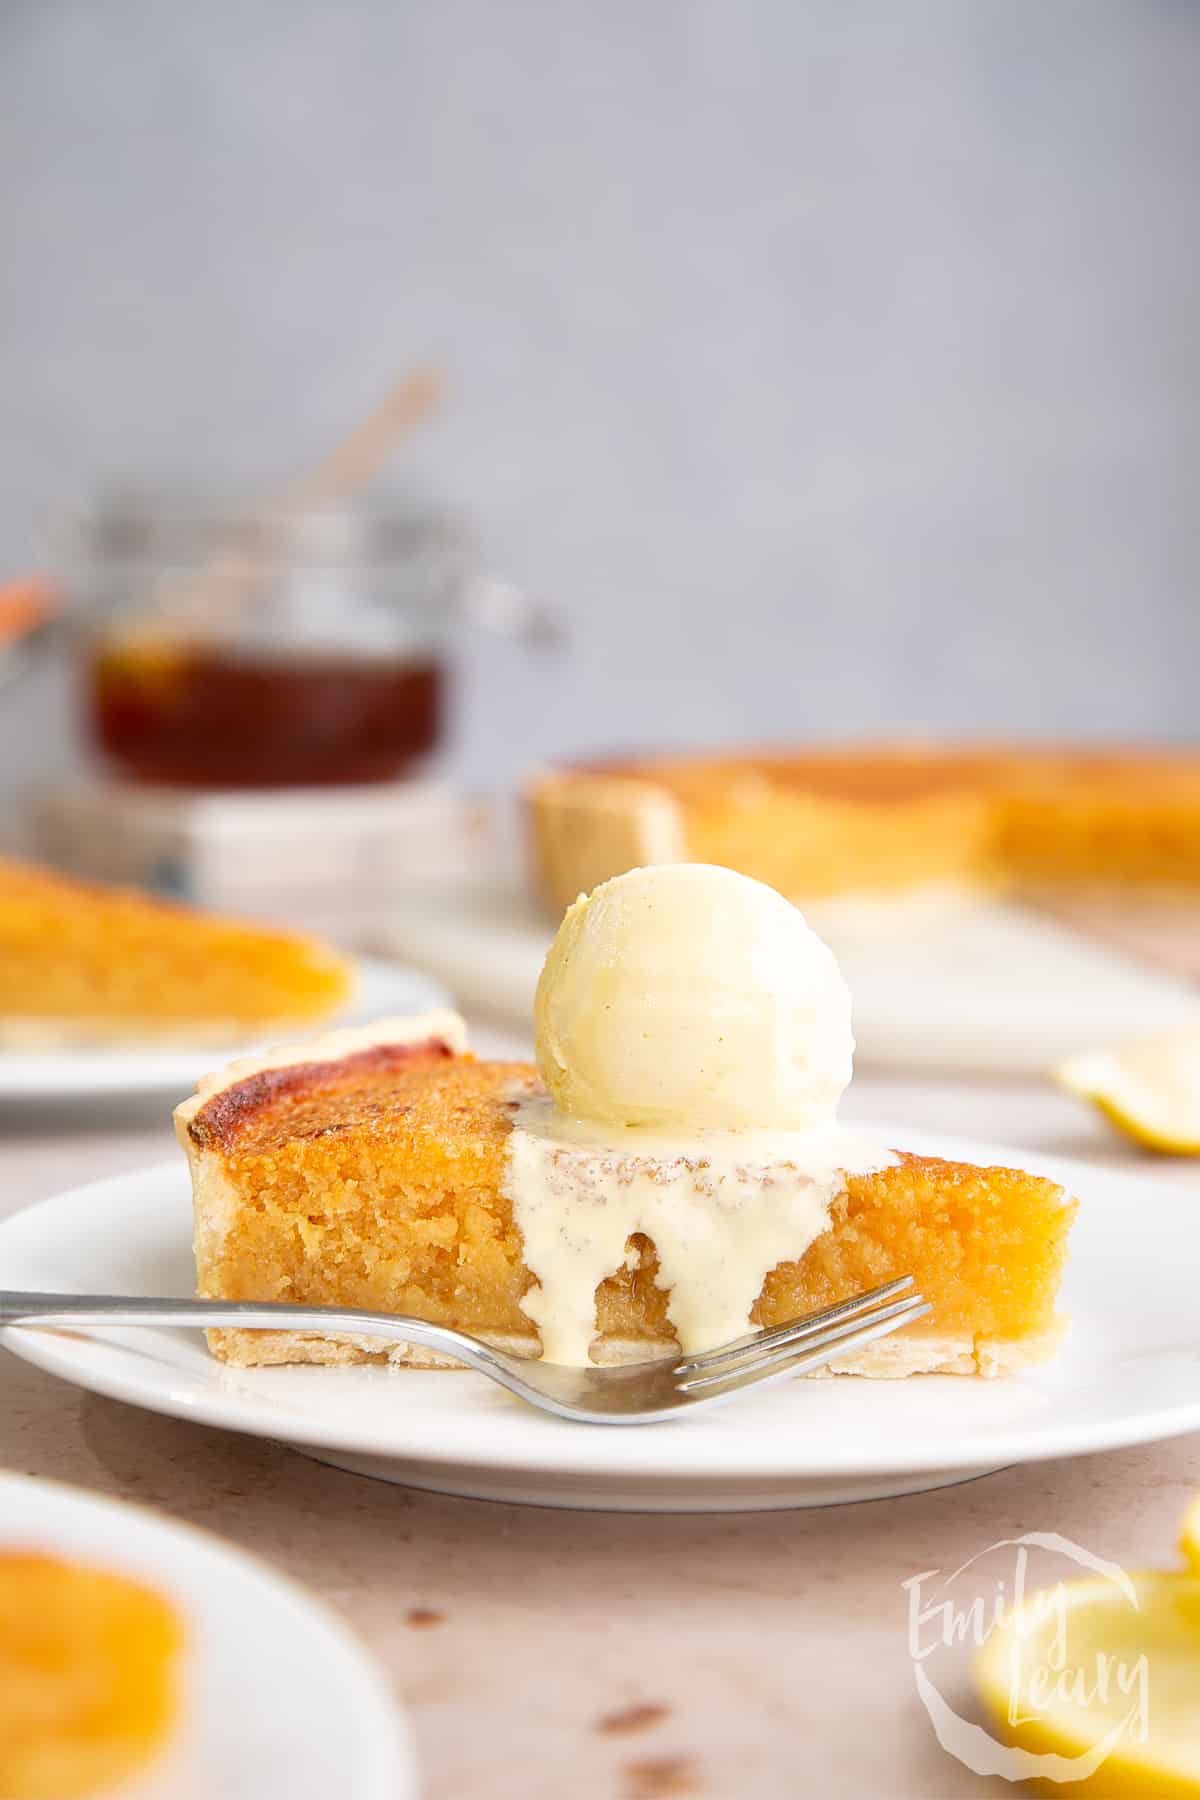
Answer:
[
  {"left": 975, "top": 1569, "right": 1200, "bottom": 1795},
  {"left": 1055, "top": 1025, "right": 1200, "bottom": 1154}
]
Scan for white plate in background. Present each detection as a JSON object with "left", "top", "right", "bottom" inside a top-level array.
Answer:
[
  {"left": 0, "top": 956, "right": 449, "bottom": 1103},
  {"left": 0, "top": 1136, "right": 1197, "bottom": 1511},
  {"left": 374, "top": 884, "right": 1199, "bottom": 1074},
  {"left": 0, "top": 1473, "right": 414, "bottom": 1800}
]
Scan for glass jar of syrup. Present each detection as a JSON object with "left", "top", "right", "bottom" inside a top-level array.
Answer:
[{"left": 73, "top": 497, "right": 544, "bottom": 789}]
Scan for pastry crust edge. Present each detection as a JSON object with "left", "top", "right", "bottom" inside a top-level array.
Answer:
[
  {"left": 202, "top": 1319, "right": 1068, "bottom": 1379},
  {"left": 527, "top": 768, "right": 687, "bottom": 913},
  {"left": 174, "top": 1008, "right": 469, "bottom": 1127},
  {"left": 176, "top": 1010, "right": 472, "bottom": 1277}
]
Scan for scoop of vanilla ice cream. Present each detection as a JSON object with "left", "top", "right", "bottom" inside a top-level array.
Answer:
[{"left": 534, "top": 864, "right": 854, "bottom": 1131}]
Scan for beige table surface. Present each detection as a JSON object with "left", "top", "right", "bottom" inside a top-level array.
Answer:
[{"left": 2, "top": 1025, "right": 1198, "bottom": 1800}]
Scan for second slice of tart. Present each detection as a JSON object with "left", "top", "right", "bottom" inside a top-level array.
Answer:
[{"left": 0, "top": 857, "right": 353, "bottom": 1045}]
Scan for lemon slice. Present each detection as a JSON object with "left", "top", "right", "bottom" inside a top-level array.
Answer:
[
  {"left": 974, "top": 1570, "right": 1200, "bottom": 1795},
  {"left": 1055, "top": 1025, "right": 1200, "bottom": 1154}
]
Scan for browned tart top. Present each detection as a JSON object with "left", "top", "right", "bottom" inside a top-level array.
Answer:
[{"left": 186, "top": 1039, "right": 529, "bottom": 1161}]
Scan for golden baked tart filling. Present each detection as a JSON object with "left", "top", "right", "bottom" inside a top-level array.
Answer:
[{"left": 179, "top": 1028, "right": 1073, "bottom": 1376}]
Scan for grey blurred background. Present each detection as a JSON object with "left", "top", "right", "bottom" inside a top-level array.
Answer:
[{"left": 1, "top": 0, "right": 1197, "bottom": 800}]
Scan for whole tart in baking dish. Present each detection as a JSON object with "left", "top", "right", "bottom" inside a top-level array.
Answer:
[{"left": 527, "top": 741, "right": 1200, "bottom": 909}]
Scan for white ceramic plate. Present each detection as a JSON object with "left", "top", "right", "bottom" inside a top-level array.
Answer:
[
  {"left": 0, "top": 1472, "right": 414, "bottom": 1799},
  {"left": 0, "top": 1135, "right": 1197, "bottom": 1513},
  {"left": 0, "top": 956, "right": 448, "bottom": 1102}
]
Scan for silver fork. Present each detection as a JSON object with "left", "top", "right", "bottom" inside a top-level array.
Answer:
[{"left": 0, "top": 1278, "right": 928, "bottom": 1425}]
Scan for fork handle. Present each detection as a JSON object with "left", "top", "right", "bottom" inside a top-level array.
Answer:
[{"left": 0, "top": 1290, "right": 504, "bottom": 1376}]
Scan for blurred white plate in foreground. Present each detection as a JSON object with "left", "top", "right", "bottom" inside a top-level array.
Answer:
[
  {"left": 0, "top": 1473, "right": 413, "bottom": 1800},
  {"left": 374, "top": 884, "right": 1199, "bottom": 1074},
  {"left": 0, "top": 956, "right": 449, "bottom": 1103},
  {"left": 1, "top": 1137, "right": 1198, "bottom": 1511}
]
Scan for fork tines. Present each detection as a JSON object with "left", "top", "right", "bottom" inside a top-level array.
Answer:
[{"left": 675, "top": 1277, "right": 930, "bottom": 1394}]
